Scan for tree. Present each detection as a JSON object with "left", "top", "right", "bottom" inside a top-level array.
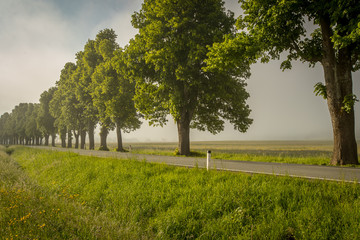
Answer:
[
  {"left": 12, "top": 103, "right": 29, "bottom": 145},
  {"left": 0, "top": 112, "right": 11, "bottom": 145},
  {"left": 50, "top": 87, "right": 67, "bottom": 148},
  {"left": 128, "top": 0, "right": 253, "bottom": 155},
  {"left": 50, "top": 62, "right": 78, "bottom": 148},
  {"left": 207, "top": 0, "right": 360, "bottom": 165},
  {"left": 92, "top": 48, "right": 142, "bottom": 152},
  {"left": 25, "top": 103, "right": 42, "bottom": 145},
  {"left": 38, "top": 88, "right": 57, "bottom": 146},
  {"left": 91, "top": 28, "right": 120, "bottom": 151},
  {"left": 75, "top": 42, "right": 100, "bottom": 150}
]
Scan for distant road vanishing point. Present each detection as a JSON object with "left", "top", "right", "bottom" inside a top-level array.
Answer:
[{"left": 30, "top": 146, "right": 360, "bottom": 183}]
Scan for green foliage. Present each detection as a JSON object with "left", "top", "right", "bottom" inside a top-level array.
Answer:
[
  {"left": 0, "top": 102, "right": 47, "bottom": 145},
  {"left": 173, "top": 147, "right": 180, "bottom": 156},
  {"left": 50, "top": 62, "right": 82, "bottom": 135},
  {"left": 342, "top": 94, "right": 359, "bottom": 113},
  {"left": 314, "top": 82, "right": 327, "bottom": 99},
  {"left": 207, "top": 0, "right": 360, "bottom": 77},
  {"left": 25, "top": 103, "right": 42, "bottom": 142},
  {"left": 205, "top": 0, "right": 360, "bottom": 165},
  {"left": 5, "top": 147, "right": 14, "bottom": 156},
  {"left": 205, "top": 32, "right": 259, "bottom": 75},
  {"left": 128, "top": 0, "right": 252, "bottom": 136},
  {"left": 0, "top": 113, "right": 10, "bottom": 144},
  {"left": 37, "top": 88, "right": 57, "bottom": 141},
  {"left": 6, "top": 147, "right": 360, "bottom": 239},
  {"left": 90, "top": 29, "right": 141, "bottom": 151}
]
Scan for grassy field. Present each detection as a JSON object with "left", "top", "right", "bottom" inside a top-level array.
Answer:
[
  {"left": 107, "top": 140, "right": 346, "bottom": 165},
  {"left": 1, "top": 146, "right": 360, "bottom": 239}
]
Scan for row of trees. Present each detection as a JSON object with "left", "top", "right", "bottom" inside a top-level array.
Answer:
[
  {"left": 0, "top": 103, "right": 50, "bottom": 146},
  {"left": 0, "top": 29, "right": 142, "bottom": 151},
  {"left": 0, "top": 0, "right": 253, "bottom": 155},
  {"left": 1, "top": 0, "right": 358, "bottom": 165}
]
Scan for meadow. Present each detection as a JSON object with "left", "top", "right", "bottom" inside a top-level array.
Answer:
[
  {"left": 1, "top": 146, "right": 360, "bottom": 239},
  {"left": 109, "top": 140, "right": 343, "bottom": 165}
]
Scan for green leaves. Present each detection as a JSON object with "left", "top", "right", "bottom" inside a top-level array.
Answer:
[
  {"left": 342, "top": 94, "right": 358, "bottom": 113},
  {"left": 91, "top": 31, "right": 141, "bottom": 133},
  {"left": 129, "top": 0, "right": 252, "bottom": 137},
  {"left": 314, "top": 82, "right": 327, "bottom": 99},
  {"left": 313, "top": 83, "right": 357, "bottom": 114}
]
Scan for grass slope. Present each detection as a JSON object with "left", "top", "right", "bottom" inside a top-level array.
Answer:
[{"left": 2, "top": 146, "right": 360, "bottom": 239}]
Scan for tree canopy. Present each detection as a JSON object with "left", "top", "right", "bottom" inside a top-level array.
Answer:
[
  {"left": 127, "top": 0, "right": 253, "bottom": 155},
  {"left": 1, "top": 28, "right": 141, "bottom": 151},
  {"left": 206, "top": 0, "right": 360, "bottom": 165}
]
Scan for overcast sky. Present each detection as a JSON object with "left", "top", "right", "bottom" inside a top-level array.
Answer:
[{"left": 1, "top": 0, "right": 359, "bottom": 142}]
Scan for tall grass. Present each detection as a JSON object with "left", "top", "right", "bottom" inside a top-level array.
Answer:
[
  {"left": 0, "top": 149, "right": 136, "bottom": 239},
  {"left": 3, "top": 146, "right": 360, "bottom": 239}
]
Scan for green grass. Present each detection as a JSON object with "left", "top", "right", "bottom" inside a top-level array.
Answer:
[
  {"left": 2, "top": 146, "right": 360, "bottom": 239},
  {"left": 0, "top": 148, "right": 137, "bottom": 239},
  {"left": 60, "top": 140, "right": 360, "bottom": 165},
  {"left": 118, "top": 141, "right": 335, "bottom": 165}
]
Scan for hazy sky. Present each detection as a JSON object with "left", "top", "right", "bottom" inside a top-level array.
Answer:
[{"left": 1, "top": 0, "right": 359, "bottom": 142}]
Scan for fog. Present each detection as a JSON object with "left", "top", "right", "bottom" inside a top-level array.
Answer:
[{"left": 1, "top": 0, "right": 359, "bottom": 142}]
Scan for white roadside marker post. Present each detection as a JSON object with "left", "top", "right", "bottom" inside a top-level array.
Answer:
[{"left": 207, "top": 150, "right": 211, "bottom": 170}]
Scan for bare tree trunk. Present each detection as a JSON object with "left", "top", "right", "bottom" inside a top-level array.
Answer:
[
  {"left": 80, "top": 129, "right": 86, "bottom": 149},
  {"left": 99, "top": 125, "right": 109, "bottom": 151},
  {"left": 320, "top": 16, "right": 358, "bottom": 165},
  {"left": 88, "top": 123, "right": 95, "bottom": 150},
  {"left": 116, "top": 124, "right": 124, "bottom": 152},
  {"left": 44, "top": 134, "right": 49, "bottom": 146},
  {"left": 51, "top": 133, "right": 56, "bottom": 147},
  {"left": 177, "top": 117, "right": 191, "bottom": 156},
  {"left": 73, "top": 130, "right": 79, "bottom": 149},
  {"left": 67, "top": 129, "right": 72, "bottom": 148},
  {"left": 60, "top": 127, "right": 66, "bottom": 148}
]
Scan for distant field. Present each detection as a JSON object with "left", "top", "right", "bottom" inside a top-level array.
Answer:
[
  {"left": 26, "top": 140, "right": 360, "bottom": 165},
  {"left": 1, "top": 147, "right": 360, "bottom": 239},
  {"left": 120, "top": 140, "right": 335, "bottom": 153},
  {"left": 106, "top": 140, "right": 349, "bottom": 165}
]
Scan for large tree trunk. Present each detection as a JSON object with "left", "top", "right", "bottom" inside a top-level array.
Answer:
[
  {"left": 60, "top": 127, "right": 66, "bottom": 148},
  {"left": 51, "top": 133, "right": 56, "bottom": 147},
  {"left": 73, "top": 130, "right": 80, "bottom": 149},
  {"left": 44, "top": 134, "right": 49, "bottom": 146},
  {"left": 320, "top": 16, "right": 358, "bottom": 165},
  {"left": 99, "top": 125, "right": 109, "bottom": 151},
  {"left": 80, "top": 129, "right": 86, "bottom": 149},
  {"left": 88, "top": 123, "right": 95, "bottom": 150},
  {"left": 116, "top": 124, "right": 124, "bottom": 152},
  {"left": 177, "top": 115, "right": 191, "bottom": 156},
  {"left": 67, "top": 129, "right": 72, "bottom": 148}
]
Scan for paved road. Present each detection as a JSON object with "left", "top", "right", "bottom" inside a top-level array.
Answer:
[{"left": 30, "top": 146, "right": 360, "bottom": 183}]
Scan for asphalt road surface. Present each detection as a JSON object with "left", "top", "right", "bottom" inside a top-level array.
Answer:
[{"left": 30, "top": 146, "right": 360, "bottom": 183}]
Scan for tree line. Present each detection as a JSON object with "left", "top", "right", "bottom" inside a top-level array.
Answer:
[
  {"left": 1, "top": 0, "right": 359, "bottom": 165},
  {"left": 0, "top": 1, "right": 253, "bottom": 155},
  {"left": 0, "top": 29, "right": 141, "bottom": 151}
]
